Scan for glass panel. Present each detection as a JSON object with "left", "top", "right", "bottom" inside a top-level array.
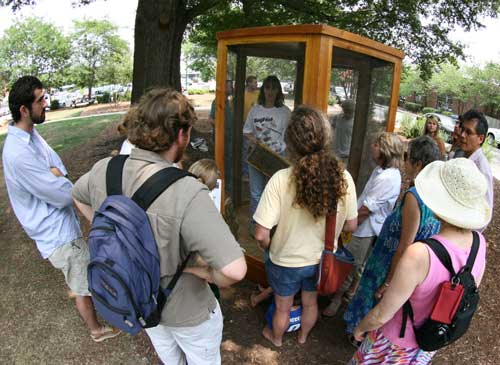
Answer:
[
  {"left": 330, "top": 46, "right": 394, "bottom": 194},
  {"left": 222, "top": 42, "right": 305, "bottom": 261},
  {"left": 356, "top": 63, "right": 394, "bottom": 192},
  {"left": 328, "top": 67, "right": 359, "bottom": 166}
]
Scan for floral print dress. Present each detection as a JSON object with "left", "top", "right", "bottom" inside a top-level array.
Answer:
[{"left": 343, "top": 187, "right": 441, "bottom": 334}]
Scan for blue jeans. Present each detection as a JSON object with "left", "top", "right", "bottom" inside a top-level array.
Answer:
[
  {"left": 248, "top": 164, "right": 268, "bottom": 217},
  {"left": 265, "top": 259, "right": 319, "bottom": 296}
]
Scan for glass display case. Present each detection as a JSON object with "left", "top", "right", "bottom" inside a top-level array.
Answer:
[{"left": 213, "top": 24, "right": 404, "bottom": 284}]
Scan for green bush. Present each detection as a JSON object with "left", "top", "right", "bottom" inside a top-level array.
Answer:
[
  {"left": 422, "top": 107, "right": 438, "bottom": 114},
  {"left": 117, "top": 90, "right": 132, "bottom": 102},
  {"left": 50, "top": 99, "right": 60, "bottom": 110},
  {"left": 481, "top": 142, "right": 494, "bottom": 163},
  {"left": 441, "top": 110, "right": 453, "bottom": 116},
  {"left": 400, "top": 114, "right": 425, "bottom": 138},
  {"left": 404, "top": 102, "right": 423, "bottom": 113},
  {"left": 187, "top": 89, "right": 210, "bottom": 95},
  {"left": 328, "top": 96, "right": 338, "bottom": 106},
  {"left": 96, "top": 91, "right": 111, "bottom": 104}
]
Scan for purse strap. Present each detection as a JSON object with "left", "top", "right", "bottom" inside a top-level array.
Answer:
[{"left": 324, "top": 214, "right": 338, "bottom": 252}]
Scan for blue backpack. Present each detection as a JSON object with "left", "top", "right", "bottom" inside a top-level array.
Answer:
[{"left": 87, "top": 155, "right": 193, "bottom": 335}]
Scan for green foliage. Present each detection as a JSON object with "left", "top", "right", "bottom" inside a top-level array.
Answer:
[
  {"left": 188, "top": 0, "right": 500, "bottom": 82},
  {"left": 399, "top": 114, "right": 425, "bottom": 138},
  {"left": 481, "top": 141, "right": 495, "bottom": 163},
  {"left": 0, "top": 17, "right": 70, "bottom": 89},
  {"left": 328, "top": 96, "right": 337, "bottom": 106},
  {"left": 404, "top": 102, "right": 423, "bottom": 113},
  {"left": 427, "top": 62, "right": 500, "bottom": 116},
  {"left": 50, "top": 99, "right": 60, "bottom": 110},
  {"left": 187, "top": 89, "right": 211, "bottom": 95},
  {"left": 246, "top": 57, "right": 297, "bottom": 83},
  {"left": 96, "top": 91, "right": 111, "bottom": 104},
  {"left": 120, "top": 89, "right": 132, "bottom": 102},
  {"left": 182, "top": 41, "right": 216, "bottom": 82},
  {"left": 69, "top": 19, "right": 130, "bottom": 96},
  {"left": 422, "top": 107, "right": 438, "bottom": 114}
]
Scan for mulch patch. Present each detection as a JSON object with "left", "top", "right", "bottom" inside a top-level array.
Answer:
[{"left": 0, "top": 116, "right": 499, "bottom": 364}]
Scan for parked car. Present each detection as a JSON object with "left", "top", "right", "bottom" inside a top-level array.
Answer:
[
  {"left": 487, "top": 128, "right": 500, "bottom": 148},
  {"left": 52, "top": 92, "right": 77, "bottom": 108},
  {"left": 71, "top": 95, "right": 95, "bottom": 108}
]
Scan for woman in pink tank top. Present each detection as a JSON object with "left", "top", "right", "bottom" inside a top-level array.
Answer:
[{"left": 348, "top": 158, "right": 491, "bottom": 365}]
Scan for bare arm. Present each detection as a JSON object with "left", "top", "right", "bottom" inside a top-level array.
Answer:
[
  {"left": 184, "top": 256, "right": 247, "bottom": 288},
  {"left": 343, "top": 217, "right": 358, "bottom": 233},
  {"left": 375, "top": 193, "right": 420, "bottom": 298},
  {"left": 73, "top": 198, "right": 94, "bottom": 222},
  {"left": 353, "top": 242, "right": 429, "bottom": 341},
  {"left": 357, "top": 205, "right": 370, "bottom": 225},
  {"left": 255, "top": 223, "right": 271, "bottom": 250}
]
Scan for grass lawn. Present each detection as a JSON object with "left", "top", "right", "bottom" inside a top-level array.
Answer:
[
  {"left": 0, "top": 114, "right": 121, "bottom": 152},
  {"left": 45, "top": 108, "right": 83, "bottom": 121}
]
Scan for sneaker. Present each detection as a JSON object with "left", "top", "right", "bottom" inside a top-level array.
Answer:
[{"left": 90, "top": 325, "right": 121, "bottom": 343}]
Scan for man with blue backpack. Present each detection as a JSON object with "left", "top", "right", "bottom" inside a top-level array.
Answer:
[{"left": 72, "top": 88, "right": 247, "bottom": 365}]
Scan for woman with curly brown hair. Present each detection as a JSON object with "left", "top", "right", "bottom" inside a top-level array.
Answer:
[{"left": 253, "top": 105, "right": 358, "bottom": 347}]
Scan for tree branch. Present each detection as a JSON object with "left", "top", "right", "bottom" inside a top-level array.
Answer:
[{"left": 186, "top": 0, "right": 225, "bottom": 21}]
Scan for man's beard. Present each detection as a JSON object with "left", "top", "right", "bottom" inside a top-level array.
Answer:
[{"left": 30, "top": 109, "right": 46, "bottom": 124}]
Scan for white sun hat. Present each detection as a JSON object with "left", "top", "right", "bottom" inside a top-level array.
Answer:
[{"left": 415, "top": 157, "right": 491, "bottom": 229}]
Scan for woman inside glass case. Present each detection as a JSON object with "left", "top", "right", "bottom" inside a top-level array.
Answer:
[{"left": 243, "top": 75, "right": 291, "bottom": 224}]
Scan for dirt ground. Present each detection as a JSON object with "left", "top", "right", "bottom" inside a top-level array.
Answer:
[{"left": 0, "top": 104, "right": 499, "bottom": 364}]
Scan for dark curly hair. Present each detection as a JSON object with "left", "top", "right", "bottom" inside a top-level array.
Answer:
[
  {"left": 126, "top": 88, "right": 196, "bottom": 152},
  {"left": 285, "top": 105, "right": 347, "bottom": 219}
]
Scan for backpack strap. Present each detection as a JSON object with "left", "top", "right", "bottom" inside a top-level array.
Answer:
[
  {"left": 161, "top": 252, "right": 193, "bottom": 298},
  {"left": 399, "top": 232, "right": 480, "bottom": 338},
  {"left": 132, "top": 167, "right": 195, "bottom": 211},
  {"left": 465, "top": 231, "right": 480, "bottom": 272},
  {"left": 400, "top": 300, "right": 415, "bottom": 338},
  {"left": 106, "top": 155, "right": 129, "bottom": 196}
]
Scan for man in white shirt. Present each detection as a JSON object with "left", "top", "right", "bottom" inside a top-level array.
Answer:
[
  {"left": 459, "top": 109, "right": 493, "bottom": 228},
  {"left": 2, "top": 76, "right": 120, "bottom": 342}
]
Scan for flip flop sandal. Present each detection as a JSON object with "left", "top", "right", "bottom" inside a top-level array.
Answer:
[{"left": 91, "top": 326, "right": 121, "bottom": 343}]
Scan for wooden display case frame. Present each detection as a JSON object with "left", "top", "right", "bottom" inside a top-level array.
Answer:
[{"left": 214, "top": 24, "right": 404, "bottom": 285}]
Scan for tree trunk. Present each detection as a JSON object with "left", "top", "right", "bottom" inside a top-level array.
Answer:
[{"left": 132, "top": 0, "right": 189, "bottom": 103}]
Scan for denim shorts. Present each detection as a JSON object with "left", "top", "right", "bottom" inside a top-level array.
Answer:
[{"left": 265, "top": 259, "right": 319, "bottom": 297}]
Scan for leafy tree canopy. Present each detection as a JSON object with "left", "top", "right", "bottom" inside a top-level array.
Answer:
[
  {"left": 0, "top": 17, "right": 71, "bottom": 89},
  {"left": 2, "top": 0, "right": 499, "bottom": 100},
  {"left": 187, "top": 0, "right": 500, "bottom": 81},
  {"left": 69, "top": 18, "right": 130, "bottom": 96},
  {"left": 402, "top": 61, "right": 500, "bottom": 116}
]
